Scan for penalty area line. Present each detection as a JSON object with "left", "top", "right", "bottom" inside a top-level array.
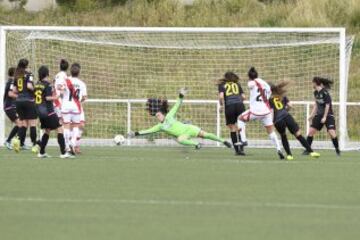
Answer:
[{"left": 0, "top": 196, "right": 359, "bottom": 211}]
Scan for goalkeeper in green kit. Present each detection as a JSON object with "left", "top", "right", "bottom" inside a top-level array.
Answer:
[{"left": 129, "top": 88, "right": 232, "bottom": 149}]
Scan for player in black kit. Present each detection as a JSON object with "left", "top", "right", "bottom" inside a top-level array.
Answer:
[
  {"left": 307, "top": 77, "right": 340, "bottom": 155},
  {"left": 11, "top": 59, "right": 39, "bottom": 153},
  {"left": 3, "top": 67, "right": 22, "bottom": 149},
  {"left": 218, "top": 72, "right": 246, "bottom": 155},
  {"left": 34, "top": 66, "right": 71, "bottom": 158},
  {"left": 269, "top": 81, "right": 320, "bottom": 160}
]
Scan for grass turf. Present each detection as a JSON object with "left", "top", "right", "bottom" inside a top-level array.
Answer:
[{"left": 0, "top": 147, "right": 359, "bottom": 240}]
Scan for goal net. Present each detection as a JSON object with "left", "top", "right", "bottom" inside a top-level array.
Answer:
[{"left": 0, "top": 27, "right": 356, "bottom": 149}]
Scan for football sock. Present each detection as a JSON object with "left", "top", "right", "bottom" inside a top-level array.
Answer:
[
  {"left": 178, "top": 139, "right": 199, "bottom": 147},
  {"left": 40, "top": 133, "right": 49, "bottom": 154},
  {"left": 237, "top": 120, "right": 247, "bottom": 142},
  {"left": 297, "top": 135, "right": 313, "bottom": 152},
  {"left": 71, "top": 127, "right": 80, "bottom": 147},
  {"left": 203, "top": 132, "right": 224, "bottom": 143},
  {"left": 6, "top": 126, "right": 19, "bottom": 143},
  {"left": 76, "top": 129, "right": 83, "bottom": 147},
  {"left": 18, "top": 126, "right": 26, "bottom": 146},
  {"left": 30, "top": 126, "right": 37, "bottom": 146},
  {"left": 230, "top": 132, "right": 239, "bottom": 153},
  {"left": 280, "top": 133, "right": 292, "bottom": 155},
  {"left": 57, "top": 133, "right": 66, "bottom": 154},
  {"left": 331, "top": 137, "right": 339, "bottom": 151},
  {"left": 307, "top": 136, "right": 313, "bottom": 147},
  {"left": 64, "top": 128, "right": 71, "bottom": 148},
  {"left": 269, "top": 131, "right": 282, "bottom": 151}
]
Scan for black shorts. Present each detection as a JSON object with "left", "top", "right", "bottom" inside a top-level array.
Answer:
[
  {"left": 5, "top": 108, "right": 18, "bottom": 122},
  {"left": 275, "top": 114, "right": 300, "bottom": 135},
  {"left": 311, "top": 115, "right": 336, "bottom": 131},
  {"left": 224, "top": 102, "right": 245, "bottom": 125},
  {"left": 40, "top": 114, "right": 61, "bottom": 130},
  {"left": 16, "top": 101, "right": 37, "bottom": 120}
]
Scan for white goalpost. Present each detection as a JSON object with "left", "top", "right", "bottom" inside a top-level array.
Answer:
[{"left": 0, "top": 26, "right": 357, "bottom": 150}]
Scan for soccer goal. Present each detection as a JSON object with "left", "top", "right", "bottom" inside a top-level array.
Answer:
[{"left": 0, "top": 27, "right": 357, "bottom": 150}]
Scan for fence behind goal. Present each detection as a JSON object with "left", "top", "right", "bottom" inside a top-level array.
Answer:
[{"left": 0, "top": 27, "right": 357, "bottom": 149}]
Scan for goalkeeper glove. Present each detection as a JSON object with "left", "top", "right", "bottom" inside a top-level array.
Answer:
[
  {"left": 127, "top": 131, "right": 139, "bottom": 138},
  {"left": 179, "top": 87, "right": 188, "bottom": 98}
]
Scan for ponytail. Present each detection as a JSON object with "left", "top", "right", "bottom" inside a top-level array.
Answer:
[{"left": 270, "top": 80, "right": 291, "bottom": 96}]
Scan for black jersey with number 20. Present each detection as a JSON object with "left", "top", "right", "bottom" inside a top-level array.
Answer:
[{"left": 218, "top": 82, "right": 244, "bottom": 105}]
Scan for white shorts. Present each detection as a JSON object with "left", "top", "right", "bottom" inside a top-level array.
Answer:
[
  {"left": 239, "top": 110, "right": 273, "bottom": 127},
  {"left": 62, "top": 112, "right": 81, "bottom": 124}
]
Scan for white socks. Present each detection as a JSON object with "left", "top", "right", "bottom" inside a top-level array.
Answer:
[
  {"left": 71, "top": 127, "right": 80, "bottom": 147},
  {"left": 64, "top": 128, "right": 71, "bottom": 149},
  {"left": 76, "top": 129, "right": 83, "bottom": 147},
  {"left": 269, "top": 131, "right": 282, "bottom": 151},
  {"left": 237, "top": 120, "right": 247, "bottom": 142}
]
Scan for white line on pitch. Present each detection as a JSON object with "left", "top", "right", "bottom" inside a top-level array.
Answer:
[{"left": 0, "top": 196, "right": 359, "bottom": 211}]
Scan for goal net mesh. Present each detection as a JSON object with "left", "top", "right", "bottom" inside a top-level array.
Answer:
[{"left": 2, "top": 29, "right": 355, "bottom": 148}]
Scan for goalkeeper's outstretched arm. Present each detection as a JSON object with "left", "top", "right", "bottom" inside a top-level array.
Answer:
[
  {"left": 167, "top": 88, "right": 188, "bottom": 118},
  {"left": 131, "top": 124, "right": 162, "bottom": 137}
]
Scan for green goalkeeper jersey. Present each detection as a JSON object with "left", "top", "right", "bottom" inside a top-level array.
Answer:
[{"left": 138, "top": 97, "right": 201, "bottom": 138}]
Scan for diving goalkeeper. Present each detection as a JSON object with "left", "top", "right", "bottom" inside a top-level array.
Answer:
[{"left": 129, "top": 88, "right": 232, "bottom": 149}]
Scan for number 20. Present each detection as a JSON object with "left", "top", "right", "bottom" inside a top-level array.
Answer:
[{"left": 225, "top": 83, "right": 239, "bottom": 96}]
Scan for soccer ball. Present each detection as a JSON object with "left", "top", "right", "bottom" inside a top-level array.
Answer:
[{"left": 114, "top": 134, "right": 126, "bottom": 145}]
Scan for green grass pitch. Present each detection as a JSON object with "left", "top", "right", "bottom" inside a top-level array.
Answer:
[{"left": 1, "top": 147, "right": 359, "bottom": 240}]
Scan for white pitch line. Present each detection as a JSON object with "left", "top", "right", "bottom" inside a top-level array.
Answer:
[{"left": 0, "top": 196, "right": 359, "bottom": 211}]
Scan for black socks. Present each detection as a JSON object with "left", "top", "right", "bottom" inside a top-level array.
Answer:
[
  {"left": 58, "top": 133, "right": 66, "bottom": 155},
  {"left": 6, "top": 126, "right": 19, "bottom": 143},
  {"left": 40, "top": 133, "right": 49, "bottom": 154},
  {"left": 18, "top": 127, "right": 27, "bottom": 146},
  {"left": 297, "top": 135, "right": 313, "bottom": 152},
  {"left": 230, "top": 132, "right": 240, "bottom": 153},
  {"left": 307, "top": 136, "right": 313, "bottom": 147},
  {"left": 331, "top": 137, "right": 339, "bottom": 152},
  {"left": 280, "top": 133, "right": 291, "bottom": 155},
  {"left": 30, "top": 126, "right": 37, "bottom": 146}
]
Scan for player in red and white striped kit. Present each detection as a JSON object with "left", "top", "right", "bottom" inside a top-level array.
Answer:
[
  {"left": 238, "top": 67, "right": 285, "bottom": 159},
  {"left": 54, "top": 59, "right": 69, "bottom": 120},
  {"left": 61, "top": 63, "right": 87, "bottom": 156}
]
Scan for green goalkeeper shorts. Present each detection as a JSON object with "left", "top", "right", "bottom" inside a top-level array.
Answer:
[{"left": 183, "top": 124, "right": 201, "bottom": 138}]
